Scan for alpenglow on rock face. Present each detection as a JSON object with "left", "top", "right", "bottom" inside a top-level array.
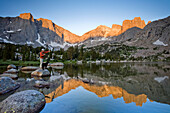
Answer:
[
  {"left": 121, "top": 17, "right": 146, "bottom": 33},
  {"left": 125, "top": 16, "right": 170, "bottom": 47},
  {"left": 0, "top": 13, "right": 73, "bottom": 47},
  {"left": 76, "top": 17, "right": 146, "bottom": 42},
  {"left": 0, "top": 13, "right": 148, "bottom": 45}
]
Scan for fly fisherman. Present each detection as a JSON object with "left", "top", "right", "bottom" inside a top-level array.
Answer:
[{"left": 40, "top": 49, "right": 50, "bottom": 68}]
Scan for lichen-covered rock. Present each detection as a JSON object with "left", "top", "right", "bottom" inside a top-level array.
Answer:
[
  {"left": 7, "top": 64, "right": 16, "bottom": 70},
  {"left": 0, "top": 90, "right": 46, "bottom": 113},
  {"left": 21, "top": 66, "right": 39, "bottom": 71},
  {"left": 34, "top": 80, "right": 50, "bottom": 88},
  {"left": 31, "top": 69, "right": 50, "bottom": 77},
  {"left": 0, "top": 77, "right": 20, "bottom": 94},
  {"left": 4, "top": 68, "right": 19, "bottom": 74},
  {"left": 0, "top": 73, "right": 18, "bottom": 79}
]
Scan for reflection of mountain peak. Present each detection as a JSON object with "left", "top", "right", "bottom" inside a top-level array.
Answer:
[{"left": 45, "top": 79, "right": 149, "bottom": 106}]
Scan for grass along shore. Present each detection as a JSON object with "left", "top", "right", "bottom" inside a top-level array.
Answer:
[
  {"left": 0, "top": 60, "right": 77, "bottom": 66},
  {"left": 0, "top": 60, "right": 39, "bottom": 66}
]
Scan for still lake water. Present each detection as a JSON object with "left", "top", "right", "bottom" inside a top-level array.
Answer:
[{"left": 0, "top": 62, "right": 170, "bottom": 113}]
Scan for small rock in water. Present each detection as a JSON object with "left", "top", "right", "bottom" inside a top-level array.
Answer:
[
  {"left": 31, "top": 69, "right": 51, "bottom": 77},
  {"left": 0, "top": 73, "right": 18, "bottom": 79},
  {"left": 26, "top": 78, "right": 35, "bottom": 82},
  {"left": 7, "top": 64, "right": 16, "bottom": 70},
  {"left": 3, "top": 68, "right": 19, "bottom": 74},
  {"left": 50, "top": 62, "right": 64, "bottom": 66},
  {"left": 60, "top": 74, "right": 71, "bottom": 80},
  {"left": 0, "top": 90, "right": 46, "bottom": 113},
  {"left": 34, "top": 80, "right": 50, "bottom": 88},
  {"left": 21, "top": 66, "right": 39, "bottom": 71},
  {"left": 0, "top": 77, "right": 20, "bottom": 94},
  {"left": 49, "top": 76, "right": 62, "bottom": 82}
]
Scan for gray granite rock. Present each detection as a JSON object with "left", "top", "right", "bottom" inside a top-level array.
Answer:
[
  {"left": 0, "top": 77, "right": 20, "bottom": 94},
  {"left": 0, "top": 90, "right": 46, "bottom": 113},
  {"left": 21, "top": 66, "right": 39, "bottom": 71},
  {"left": 31, "top": 69, "right": 50, "bottom": 77},
  {"left": 0, "top": 73, "right": 18, "bottom": 79},
  {"left": 7, "top": 64, "right": 16, "bottom": 70},
  {"left": 34, "top": 80, "right": 50, "bottom": 88},
  {"left": 4, "top": 68, "right": 19, "bottom": 74}
]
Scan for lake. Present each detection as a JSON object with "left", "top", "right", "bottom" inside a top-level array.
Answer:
[{"left": 0, "top": 62, "right": 170, "bottom": 113}]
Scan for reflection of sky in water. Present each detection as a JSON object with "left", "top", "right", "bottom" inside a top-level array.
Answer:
[{"left": 41, "top": 86, "right": 170, "bottom": 113}]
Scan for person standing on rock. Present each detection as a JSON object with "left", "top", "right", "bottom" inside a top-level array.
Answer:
[{"left": 40, "top": 49, "right": 50, "bottom": 68}]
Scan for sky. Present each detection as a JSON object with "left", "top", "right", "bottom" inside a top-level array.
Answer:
[{"left": 0, "top": 0, "right": 170, "bottom": 36}]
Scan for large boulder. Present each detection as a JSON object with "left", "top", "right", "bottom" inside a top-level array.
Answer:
[
  {"left": 0, "top": 73, "right": 18, "bottom": 79},
  {"left": 31, "top": 69, "right": 50, "bottom": 77},
  {"left": 34, "top": 80, "right": 50, "bottom": 88},
  {"left": 0, "top": 77, "right": 20, "bottom": 94},
  {"left": 0, "top": 90, "right": 46, "bottom": 113},
  {"left": 7, "top": 64, "right": 16, "bottom": 70},
  {"left": 4, "top": 69, "right": 18, "bottom": 74},
  {"left": 21, "top": 66, "right": 39, "bottom": 71}
]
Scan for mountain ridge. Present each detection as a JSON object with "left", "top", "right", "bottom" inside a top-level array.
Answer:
[{"left": 0, "top": 13, "right": 149, "bottom": 45}]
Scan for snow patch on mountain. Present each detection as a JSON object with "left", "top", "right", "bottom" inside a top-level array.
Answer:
[
  {"left": 0, "top": 37, "right": 15, "bottom": 44},
  {"left": 6, "top": 30, "right": 15, "bottom": 33},
  {"left": 17, "top": 29, "right": 22, "bottom": 32},
  {"left": 153, "top": 39, "right": 168, "bottom": 46},
  {"left": 63, "top": 42, "right": 77, "bottom": 47},
  {"left": 99, "top": 37, "right": 110, "bottom": 41},
  {"left": 154, "top": 76, "right": 169, "bottom": 83},
  {"left": 3, "top": 31, "right": 6, "bottom": 34},
  {"left": 36, "top": 33, "right": 45, "bottom": 47},
  {"left": 5, "top": 36, "right": 9, "bottom": 39},
  {"left": 49, "top": 41, "right": 64, "bottom": 48},
  {"left": 49, "top": 41, "right": 77, "bottom": 48},
  {"left": 26, "top": 41, "right": 34, "bottom": 45}
]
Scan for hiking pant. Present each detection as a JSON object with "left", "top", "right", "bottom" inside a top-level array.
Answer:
[{"left": 40, "top": 58, "right": 43, "bottom": 68}]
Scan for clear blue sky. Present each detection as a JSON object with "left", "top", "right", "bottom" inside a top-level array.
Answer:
[{"left": 0, "top": 0, "right": 170, "bottom": 36}]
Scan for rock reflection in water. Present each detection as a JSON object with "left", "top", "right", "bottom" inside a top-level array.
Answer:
[
  {"left": 59, "top": 62, "right": 170, "bottom": 105},
  {"left": 45, "top": 79, "right": 150, "bottom": 106}
]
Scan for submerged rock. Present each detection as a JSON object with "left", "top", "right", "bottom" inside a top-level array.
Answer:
[
  {"left": 34, "top": 80, "right": 50, "bottom": 88},
  {"left": 7, "top": 64, "right": 16, "bottom": 70},
  {"left": 51, "top": 65, "right": 64, "bottom": 69},
  {"left": 49, "top": 76, "right": 62, "bottom": 82},
  {"left": 60, "top": 74, "right": 71, "bottom": 80},
  {"left": 31, "top": 69, "right": 50, "bottom": 77},
  {"left": 50, "top": 62, "right": 64, "bottom": 66},
  {"left": 77, "top": 60, "right": 83, "bottom": 65},
  {"left": 26, "top": 78, "right": 35, "bottom": 82},
  {"left": 22, "top": 70, "right": 34, "bottom": 74},
  {"left": 21, "top": 66, "right": 39, "bottom": 71},
  {"left": 0, "top": 73, "right": 18, "bottom": 79},
  {"left": 0, "top": 90, "right": 46, "bottom": 113},
  {"left": 0, "top": 77, "right": 20, "bottom": 94},
  {"left": 76, "top": 76, "right": 94, "bottom": 84},
  {"left": 4, "top": 68, "right": 18, "bottom": 74}
]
